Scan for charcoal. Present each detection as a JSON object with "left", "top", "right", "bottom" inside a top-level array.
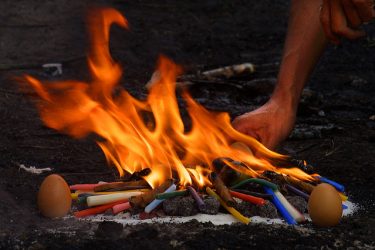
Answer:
[
  {"left": 200, "top": 196, "right": 220, "bottom": 215},
  {"left": 234, "top": 200, "right": 279, "bottom": 218},
  {"left": 163, "top": 196, "right": 199, "bottom": 216},
  {"left": 286, "top": 196, "right": 308, "bottom": 213}
]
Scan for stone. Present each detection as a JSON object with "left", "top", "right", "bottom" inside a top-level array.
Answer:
[{"left": 286, "top": 196, "right": 308, "bottom": 213}]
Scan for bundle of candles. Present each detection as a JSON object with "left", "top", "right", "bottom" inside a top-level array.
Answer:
[{"left": 37, "top": 157, "right": 348, "bottom": 227}]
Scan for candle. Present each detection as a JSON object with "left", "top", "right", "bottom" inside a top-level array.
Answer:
[
  {"left": 74, "top": 200, "right": 126, "bottom": 218},
  {"left": 87, "top": 191, "right": 143, "bottom": 207},
  {"left": 144, "top": 184, "right": 177, "bottom": 213},
  {"left": 230, "top": 189, "right": 273, "bottom": 200},
  {"left": 77, "top": 193, "right": 96, "bottom": 204},
  {"left": 231, "top": 178, "right": 278, "bottom": 191},
  {"left": 286, "top": 184, "right": 310, "bottom": 200},
  {"left": 339, "top": 193, "right": 348, "bottom": 201},
  {"left": 273, "top": 190, "right": 305, "bottom": 223},
  {"left": 112, "top": 202, "right": 131, "bottom": 215},
  {"left": 206, "top": 187, "right": 250, "bottom": 225},
  {"left": 187, "top": 186, "right": 206, "bottom": 211},
  {"left": 315, "top": 176, "right": 345, "bottom": 192},
  {"left": 71, "top": 193, "right": 79, "bottom": 200},
  {"left": 130, "top": 179, "right": 173, "bottom": 209},
  {"left": 264, "top": 187, "right": 297, "bottom": 225},
  {"left": 229, "top": 190, "right": 266, "bottom": 206},
  {"left": 156, "top": 190, "right": 188, "bottom": 200}
]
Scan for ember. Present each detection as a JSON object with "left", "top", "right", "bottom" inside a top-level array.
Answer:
[{"left": 23, "top": 7, "right": 350, "bottom": 227}]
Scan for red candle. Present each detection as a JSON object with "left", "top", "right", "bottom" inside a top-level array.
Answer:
[
  {"left": 74, "top": 199, "right": 127, "bottom": 218},
  {"left": 112, "top": 202, "right": 131, "bottom": 215},
  {"left": 229, "top": 190, "right": 266, "bottom": 206}
]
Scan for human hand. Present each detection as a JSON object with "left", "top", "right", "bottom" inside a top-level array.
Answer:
[
  {"left": 320, "top": 0, "right": 375, "bottom": 44},
  {"left": 232, "top": 98, "right": 296, "bottom": 150}
]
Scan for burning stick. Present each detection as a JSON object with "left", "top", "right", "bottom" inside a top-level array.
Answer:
[
  {"left": 213, "top": 158, "right": 246, "bottom": 186},
  {"left": 129, "top": 179, "right": 174, "bottom": 209},
  {"left": 231, "top": 178, "right": 278, "bottom": 191},
  {"left": 94, "top": 180, "right": 149, "bottom": 192},
  {"left": 156, "top": 190, "right": 188, "bottom": 200},
  {"left": 70, "top": 183, "right": 102, "bottom": 191},
  {"left": 74, "top": 200, "right": 126, "bottom": 218},
  {"left": 145, "top": 184, "right": 177, "bottom": 213},
  {"left": 87, "top": 191, "right": 143, "bottom": 207},
  {"left": 264, "top": 172, "right": 315, "bottom": 194},
  {"left": 206, "top": 187, "right": 250, "bottom": 225},
  {"left": 229, "top": 190, "right": 266, "bottom": 206},
  {"left": 264, "top": 187, "right": 297, "bottom": 225},
  {"left": 209, "top": 172, "right": 236, "bottom": 207},
  {"left": 187, "top": 186, "right": 206, "bottom": 211}
]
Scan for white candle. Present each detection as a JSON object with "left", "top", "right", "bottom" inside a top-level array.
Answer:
[
  {"left": 87, "top": 191, "right": 143, "bottom": 207},
  {"left": 274, "top": 190, "right": 305, "bottom": 223}
]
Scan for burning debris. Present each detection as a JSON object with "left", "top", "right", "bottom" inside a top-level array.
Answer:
[{"left": 20, "top": 8, "right": 351, "bottom": 227}]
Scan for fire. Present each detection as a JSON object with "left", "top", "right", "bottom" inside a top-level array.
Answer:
[{"left": 19, "top": 8, "right": 313, "bottom": 188}]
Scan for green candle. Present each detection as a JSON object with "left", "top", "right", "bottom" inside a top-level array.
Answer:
[
  {"left": 155, "top": 190, "right": 188, "bottom": 200},
  {"left": 231, "top": 178, "right": 278, "bottom": 191}
]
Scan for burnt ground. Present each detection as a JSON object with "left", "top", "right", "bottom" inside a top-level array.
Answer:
[{"left": 0, "top": 0, "right": 375, "bottom": 249}]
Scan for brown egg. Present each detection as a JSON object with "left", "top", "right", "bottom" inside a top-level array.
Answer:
[
  {"left": 37, "top": 174, "right": 72, "bottom": 218},
  {"left": 308, "top": 183, "right": 342, "bottom": 227}
]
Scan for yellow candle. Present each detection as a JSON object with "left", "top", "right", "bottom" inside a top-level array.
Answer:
[
  {"left": 206, "top": 187, "right": 250, "bottom": 225},
  {"left": 71, "top": 193, "right": 79, "bottom": 200},
  {"left": 339, "top": 193, "right": 348, "bottom": 201}
]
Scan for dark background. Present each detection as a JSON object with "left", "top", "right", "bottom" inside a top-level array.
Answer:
[{"left": 0, "top": 0, "right": 374, "bottom": 249}]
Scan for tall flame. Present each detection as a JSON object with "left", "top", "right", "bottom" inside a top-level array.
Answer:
[{"left": 20, "top": 8, "right": 313, "bottom": 188}]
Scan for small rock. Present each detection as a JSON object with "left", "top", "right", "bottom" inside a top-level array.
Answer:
[
  {"left": 200, "top": 196, "right": 220, "bottom": 214},
  {"left": 369, "top": 115, "right": 375, "bottom": 121},
  {"left": 286, "top": 196, "right": 308, "bottom": 213},
  {"left": 163, "top": 196, "right": 199, "bottom": 216},
  {"left": 235, "top": 200, "right": 279, "bottom": 218},
  {"left": 318, "top": 110, "right": 325, "bottom": 117}
]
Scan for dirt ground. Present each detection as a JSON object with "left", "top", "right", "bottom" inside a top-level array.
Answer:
[{"left": 0, "top": 0, "right": 374, "bottom": 249}]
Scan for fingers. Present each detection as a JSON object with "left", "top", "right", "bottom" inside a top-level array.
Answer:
[
  {"left": 331, "top": 0, "right": 366, "bottom": 40},
  {"left": 320, "top": 0, "right": 368, "bottom": 43},
  {"left": 321, "top": 0, "right": 341, "bottom": 44},
  {"left": 342, "top": 0, "right": 362, "bottom": 27},
  {"left": 352, "top": 0, "right": 375, "bottom": 22},
  {"left": 232, "top": 118, "right": 261, "bottom": 141}
]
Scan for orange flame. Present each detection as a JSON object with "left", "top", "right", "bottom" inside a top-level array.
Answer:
[{"left": 20, "top": 8, "right": 313, "bottom": 188}]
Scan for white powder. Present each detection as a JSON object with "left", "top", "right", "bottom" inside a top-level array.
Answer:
[{"left": 76, "top": 200, "right": 357, "bottom": 226}]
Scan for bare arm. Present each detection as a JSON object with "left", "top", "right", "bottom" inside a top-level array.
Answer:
[{"left": 233, "top": 0, "right": 327, "bottom": 150}]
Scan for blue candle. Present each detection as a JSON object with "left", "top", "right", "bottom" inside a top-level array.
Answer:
[
  {"left": 264, "top": 187, "right": 297, "bottom": 225},
  {"left": 315, "top": 176, "right": 345, "bottom": 193},
  {"left": 286, "top": 184, "right": 310, "bottom": 200},
  {"left": 144, "top": 184, "right": 176, "bottom": 213}
]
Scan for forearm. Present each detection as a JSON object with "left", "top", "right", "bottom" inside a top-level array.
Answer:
[{"left": 272, "top": 0, "right": 328, "bottom": 111}]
